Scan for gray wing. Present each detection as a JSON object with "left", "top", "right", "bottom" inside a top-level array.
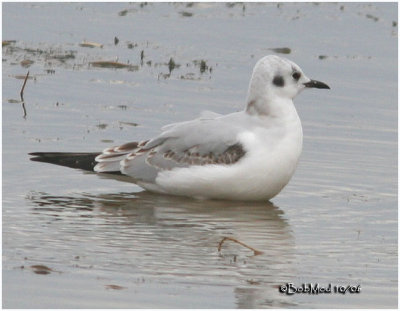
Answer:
[{"left": 94, "top": 112, "right": 247, "bottom": 183}]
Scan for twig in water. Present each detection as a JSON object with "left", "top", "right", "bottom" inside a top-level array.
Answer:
[
  {"left": 218, "top": 236, "right": 263, "bottom": 256},
  {"left": 20, "top": 71, "right": 29, "bottom": 101},
  {"left": 20, "top": 71, "right": 29, "bottom": 118},
  {"left": 21, "top": 102, "right": 27, "bottom": 119}
]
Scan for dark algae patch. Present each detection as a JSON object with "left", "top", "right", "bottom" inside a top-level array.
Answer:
[
  {"left": 269, "top": 47, "right": 291, "bottom": 54},
  {"left": 179, "top": 11, "right": 193, "bottom": 17},
  {"left": 30, "top": 265, "right": 56, "bottom": 275},
  {"left": 105, "top": 284, "right": 126, "bottom": 290},
  {"left": 90, "top": 61, "right": 139, "bottom": 70}
]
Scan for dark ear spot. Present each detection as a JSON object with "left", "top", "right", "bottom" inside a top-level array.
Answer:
[{"left": 272, "top": 75, "right": 284, "bottom": 87}]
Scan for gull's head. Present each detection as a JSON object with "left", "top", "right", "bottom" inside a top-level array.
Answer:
[{"left": 246, "top": 55, "right": 329, "bottom": 116}]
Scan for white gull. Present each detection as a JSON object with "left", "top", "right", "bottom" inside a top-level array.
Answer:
[{"left": 30, "top": 55, "right": 330, "bottom": 201}]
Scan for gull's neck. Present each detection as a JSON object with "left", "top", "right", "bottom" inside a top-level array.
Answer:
[{"left": 245, "top": 95, "right": 298, "bottom": 121}]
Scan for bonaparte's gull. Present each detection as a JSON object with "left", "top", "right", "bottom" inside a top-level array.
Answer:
[{"left": 30, "top": 55, "right": 329, "bottom": 201}]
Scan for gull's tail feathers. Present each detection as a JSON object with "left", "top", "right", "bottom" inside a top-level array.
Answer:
[{"left": 29, "top": 152, "right": 101, "bottom": 172}]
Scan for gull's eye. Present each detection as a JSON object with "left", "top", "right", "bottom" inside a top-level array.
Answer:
[{"left": 292, "top": 71, "right": 301, "bottom": 81}]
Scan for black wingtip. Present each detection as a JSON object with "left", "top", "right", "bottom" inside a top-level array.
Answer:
[{"left": 29, "top": 152, "right": 100, "bottom": 171}]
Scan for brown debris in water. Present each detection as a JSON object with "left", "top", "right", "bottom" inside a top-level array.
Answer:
[
  {"left": 3, "top": 40, "right": 16, "bottom": 46},
  {"left": 20, "top": 59, "right": 34, "bottom": 68},
  {"left": 179, "top": 11, "right": 193, "bottom": 17},
  {"left": 30, "top": 264, "right": 55, "bottom": 275},
  {"left": 218, "top": 236, "right": 263, "bottom": 256},
  {"left": 269, "top": 47, "right": 291, "bottom": 54},
  {"left": 79, "top": 41, "right": 103, "bottom": 48},
  {"left": 90, "top": 61, "right": 138, "bottom": 70},
  {"left": 105, "top": 284, "right": 126, "bottom": 290}
]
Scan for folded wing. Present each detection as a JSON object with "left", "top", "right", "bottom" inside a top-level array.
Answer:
[{"left": 95, "top": 113, "right": 247, "bottom": 183}]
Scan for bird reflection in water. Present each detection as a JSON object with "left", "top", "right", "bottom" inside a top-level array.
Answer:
[{"left": 27, "top": 191, "right": 297, "bottom": 308}]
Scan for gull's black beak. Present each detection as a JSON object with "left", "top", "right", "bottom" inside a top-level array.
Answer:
[{"left": 304, "top": 79, "right": 330, "bottom": 89}]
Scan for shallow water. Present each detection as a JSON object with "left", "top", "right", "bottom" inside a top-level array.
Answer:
[{"left": 2, "top": 2, "right": 397, "bottom": 308}]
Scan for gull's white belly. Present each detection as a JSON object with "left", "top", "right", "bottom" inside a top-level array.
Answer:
[{"left": 143, "top": 125, "right": 303, "bottom": 201}]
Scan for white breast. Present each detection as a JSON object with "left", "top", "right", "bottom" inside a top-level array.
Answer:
[{"left": 149, "top": 115, "right": 303, "bottom": 201}]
